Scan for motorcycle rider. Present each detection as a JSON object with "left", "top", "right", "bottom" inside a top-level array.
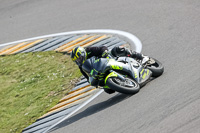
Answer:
[{"left": 70, "top": 45, "right": 146, "bottom": 94}]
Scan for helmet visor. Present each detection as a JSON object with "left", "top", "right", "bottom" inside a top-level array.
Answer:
[
  {"left": 74, "top": 52, "right": 86, "bottom": 66},
  {"left": 75, "top": 56, "right": 84, "bottom": 66}
]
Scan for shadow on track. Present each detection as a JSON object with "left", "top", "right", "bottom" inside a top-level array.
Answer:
[{"left": 50, "top": 93, "right": 133, "bottom": 132}]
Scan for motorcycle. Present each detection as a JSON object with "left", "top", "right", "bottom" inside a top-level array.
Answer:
[{"left": 82, "top": 54, "right": 164, "bottom": 94}]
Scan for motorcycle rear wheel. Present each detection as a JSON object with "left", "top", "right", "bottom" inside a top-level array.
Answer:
[{"left": 106, "top": 77, "right": 140, "bottom": 94}]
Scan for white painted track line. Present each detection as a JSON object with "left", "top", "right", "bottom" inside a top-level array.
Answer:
[{"left": 0, "top": 29, "right": 142, "bottom": 53}]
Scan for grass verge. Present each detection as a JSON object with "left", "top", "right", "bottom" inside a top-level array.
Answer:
[{"left": 0, "top": 51, "right": 82, "bottom": 133}]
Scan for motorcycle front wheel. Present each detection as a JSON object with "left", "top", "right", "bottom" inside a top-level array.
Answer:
[
  {"left": 146, "top": 58, "right": 164, "bottom": 77},
  {"left": 106, "top": 77, "right": 140, "bottom": 94}
]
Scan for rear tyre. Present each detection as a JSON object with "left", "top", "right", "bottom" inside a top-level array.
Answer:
[
  {"left": 147, "top": 58, "right": 164, "bottom": 77},
  {"left": 106, "top": 77, "right": 140, "bottom": 94}
]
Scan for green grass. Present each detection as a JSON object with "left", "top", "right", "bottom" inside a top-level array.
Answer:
[{"left": 0, "top": 51, "right": 82, "bottom": 133}]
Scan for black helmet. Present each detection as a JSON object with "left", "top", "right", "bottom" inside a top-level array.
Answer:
[{"left": 70, "top": 46, "right": 87, "bottom": 66}]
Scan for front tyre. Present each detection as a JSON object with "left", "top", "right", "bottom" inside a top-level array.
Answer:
[
  {"left": 106, "top": 77, "right": 140, "bottom": 94},
  {"left": 146, "top": 58, "right": 164, "bottom": 77}
]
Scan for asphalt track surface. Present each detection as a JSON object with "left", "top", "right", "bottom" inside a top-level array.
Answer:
[{"left": 1, "top": 0, "right": 200, "bottom": 133}]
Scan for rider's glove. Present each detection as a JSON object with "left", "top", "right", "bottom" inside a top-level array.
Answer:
[{"left": 102, "top": 50, "right": 109, "bottom": 58}]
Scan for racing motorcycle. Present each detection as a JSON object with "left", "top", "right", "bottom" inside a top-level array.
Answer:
[{"left": 82, "top": 54, "right": 164, "bottom": 94}]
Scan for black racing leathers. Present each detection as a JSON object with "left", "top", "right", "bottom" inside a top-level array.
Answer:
[{"left": 79, "top": 46, "right": 108, "bottom": 81}]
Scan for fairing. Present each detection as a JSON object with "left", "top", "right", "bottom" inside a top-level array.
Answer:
[{"left": 82, "top": 56, "right": 152, "bottom": 87}]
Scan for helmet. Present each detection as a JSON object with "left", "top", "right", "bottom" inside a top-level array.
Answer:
[{"left": 70, "top": 46, "right": 87, "bottom": 66}]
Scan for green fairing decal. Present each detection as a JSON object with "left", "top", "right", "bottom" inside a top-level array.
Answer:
[
  {"left": 108, "top": 59, "right": 123, "bottom": 70},
  {"left": 105, "top": 72, "right": 118, "bottom": 84},
  {"left": 103, "top": 85, "right": 110, "bottom": 89},
  {"left": 90, "top": 70, "right": 94, "bottom": 75},
  {"left": 134, "top": 71, "right": 138, "bottom": 78},
  {"left": 94, "top": 59, "right": 100, "bottom": 63},
  {"left": 111, "top": 65, "right": 123, "bottom": 70},
  {"left": 140, "top": 69, "right": 150, "bottom": 79}
]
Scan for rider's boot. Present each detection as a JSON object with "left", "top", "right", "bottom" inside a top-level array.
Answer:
[
  {"left": 124, "top": 48, "right": 150, "bottom": 64},
  {"left": 111, "top": 46, "right": 149, "bottom": 62}
]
